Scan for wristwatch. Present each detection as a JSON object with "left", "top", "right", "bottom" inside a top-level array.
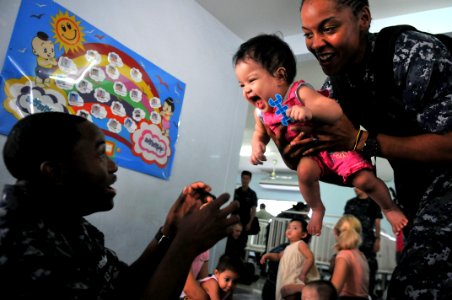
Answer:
[
  {"left": 362, "top": 133, "right": 381, "bottom": 157},
  {"left": 154, "top": 227, "right": 171, "bottom": 246}
]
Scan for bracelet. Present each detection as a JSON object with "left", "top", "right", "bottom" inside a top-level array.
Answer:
[{"left": 352, "top": 129, "right": 363, "bottom": 151}]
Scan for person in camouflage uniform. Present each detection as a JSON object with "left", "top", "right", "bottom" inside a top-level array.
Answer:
[
  {"left": 0, "top": 112, "right": 239, "bottom": 299},
  {"left": 344, "top": 187, "right": 383, "bottom": 299},
  {"left": 268, "top": 1, "right": 452, "bottom": 298}
]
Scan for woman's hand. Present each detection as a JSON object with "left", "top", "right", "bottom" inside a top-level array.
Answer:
[
  {"left": 265, "top": 125, "right": 316, "bottom": 170},
  {"left": 303, "top": 114, "right": 358, "bottom": 155}
]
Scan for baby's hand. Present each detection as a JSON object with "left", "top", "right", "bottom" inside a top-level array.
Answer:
[
  {"left": 287, "top": 106, "right": 312, "bottom": 121},
  {"left": 260, "top": 254, "right": 269, "bottom": 265},
  {"left": 251, "top": 143, "right": 266, "bottom": 165}
]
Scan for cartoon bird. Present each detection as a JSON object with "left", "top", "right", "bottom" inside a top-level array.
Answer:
[
  {"left": 157, "top": 75, "right": 169, "bottom": 90},
  {"left": 35, "top": 3, "right": 47, "bottom": 8},
  {"left": 95, "top": 34, "right": 105, "bottom": 40},
  {"left": 86, "top": 29, "right": 95, "bottom": 34},
  {"left": 17, "top": 48, "right": 27, "bottom": 53},
  {"left": 31, "top": 13, "right": 45, "bottom": 19}
]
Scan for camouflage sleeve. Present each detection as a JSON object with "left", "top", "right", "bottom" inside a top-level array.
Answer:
[{"left": 393, "top": 30, "right": 452, "bottom": 133}]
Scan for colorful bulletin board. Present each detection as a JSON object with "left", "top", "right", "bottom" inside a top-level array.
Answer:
[{"left": 0, "top": 0, "right": 186, "bottom": 179}]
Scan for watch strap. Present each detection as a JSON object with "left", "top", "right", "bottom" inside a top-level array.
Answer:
[
  {"left": 154, "top": 227, "right": 171, "bottom": 245},
  {"left": 362, "top": 132, "right": 381, "bottom": 157}
]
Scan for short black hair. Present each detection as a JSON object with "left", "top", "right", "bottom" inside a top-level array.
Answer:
[
  {"left": 216, "top": 254, "right": 242, "bottom": 276},
  {"left": 233, "top": 34, "right": 296, "bottom": 84},
  {"left": 300, "top": 0, "right": 369, "bottom": 17},
  {"left": 241, "top": 170, "right": 252, "bottom": 178},
  {"left": 3, "top": 112, "right": 88, "bottom": 180}
]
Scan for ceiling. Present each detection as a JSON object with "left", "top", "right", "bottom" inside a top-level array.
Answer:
[
  {"left": 195, "top": 0, "right": 452, "bottom": 41},
  {"left": 194, "top": 0, "right": 452, "bottom": 178}
]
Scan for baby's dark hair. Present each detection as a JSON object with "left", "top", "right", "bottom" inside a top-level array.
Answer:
[
  {"left": 300, "top": 0, "right": 369, "bottom": 17},
  {"left": 290, "top": 217, "right": 312, "bottom": 244},
  {"left": 305, "top": 279, "right": 338, "bottom": 300},
  {"left": 3, "top": 112, "right": 87, "bottom": 180},
  {"left": 233, "top": 34, "right": 296, "bottom": 84},
  {"left": 216, "top": 255, "right": 242, "bottom": 276}
]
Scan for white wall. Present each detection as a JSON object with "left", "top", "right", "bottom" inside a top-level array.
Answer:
[
  {"left": 0, "top": 0, "right": 247, "bottom": 268},
  {"left": 288, "top": 6, "right": 452, "bottom": 61}
]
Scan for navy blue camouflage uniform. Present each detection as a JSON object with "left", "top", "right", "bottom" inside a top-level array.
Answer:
[
  {"left": 0, "top": 184, "right": 127, "bottom": 299},
  {"left": 323, "top": 29, "right": 452, "bottom": 299}
]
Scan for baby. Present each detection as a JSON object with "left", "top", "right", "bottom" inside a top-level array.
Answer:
[
  {"left": 233, "top": 33, "right": 407, "bottom": 236},
  {"left": 200, "top": 255, "right": 240, "bottom": 300}
]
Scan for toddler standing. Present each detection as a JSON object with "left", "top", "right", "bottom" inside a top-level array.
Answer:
[{"left": 260, "top": 218, "right": 319, "bottom": 300}]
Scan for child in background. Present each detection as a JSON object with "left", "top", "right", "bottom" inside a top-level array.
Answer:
[
  {"left": 302, "top": 280, "right": 338, "bottom": 300},
  {"left": 331, "top": 215, "right": 369, "bottom": 299},
  {"left": 200, "top": 255, "right": 241, "bottom": 300},
  {"left": 260, "top": 218, "right": 320, "bottom": 300},
  {"left": 233, "top": 34, "right": 407, "bottom": 236}
]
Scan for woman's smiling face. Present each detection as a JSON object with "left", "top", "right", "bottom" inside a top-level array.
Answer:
[{"left": 300, "top": 0, "right": 371, "bottom": 75}]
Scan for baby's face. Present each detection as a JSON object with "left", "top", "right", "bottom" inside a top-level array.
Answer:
[
  {"left": 235, "top": 58, "right": 284, "bottom": 113},
  {"left": 215, "top": 269, "right": 239, "bottom": 293},
  {"left": 285, "top": 220, "right": 305, "bottom": 242}
]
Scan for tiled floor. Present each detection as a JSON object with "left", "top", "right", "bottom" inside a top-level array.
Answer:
[{"left": 233, "top": 276, "right": 266, "bottom": 300}]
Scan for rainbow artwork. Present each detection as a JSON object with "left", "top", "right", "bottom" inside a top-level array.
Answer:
[{"left": 0, "top": 0, "right": 186, "bottom": 179}]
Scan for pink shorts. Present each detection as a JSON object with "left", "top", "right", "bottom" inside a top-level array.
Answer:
[{"left": 312, "top": 150, "right": 374, "bottom": 184}]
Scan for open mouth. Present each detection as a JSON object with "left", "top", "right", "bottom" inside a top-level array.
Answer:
[
  {"left": 250, "top": 95, "right": 260, "bottom": 102},
  {"left": 105, "top": 185, "right": 116, "bottom": 197},
  {"left": 249, "top": 96, "right": 265, "bottom": 110}
]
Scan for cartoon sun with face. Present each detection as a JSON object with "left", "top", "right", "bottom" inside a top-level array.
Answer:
[{"left": 51, "top": 10, "right": 85, "bottom": 53}]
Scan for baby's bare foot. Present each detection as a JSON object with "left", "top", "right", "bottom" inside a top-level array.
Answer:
[
  {"left": 308, "top": 209, "right": 325, "bottom": 236},
  {"left": 383, "top": 207, "right": 408, "bottom": 234}
]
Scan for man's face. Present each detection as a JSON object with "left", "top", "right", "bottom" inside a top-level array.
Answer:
[
  {"left": 241, "top": 174, "right": 251, "bottom": 186},
  {"left": 62, "top": 122, "right": 118, "bottom": 215},
  {"left": 231, "top": 224, "right": 243, "bottom": 239}
]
